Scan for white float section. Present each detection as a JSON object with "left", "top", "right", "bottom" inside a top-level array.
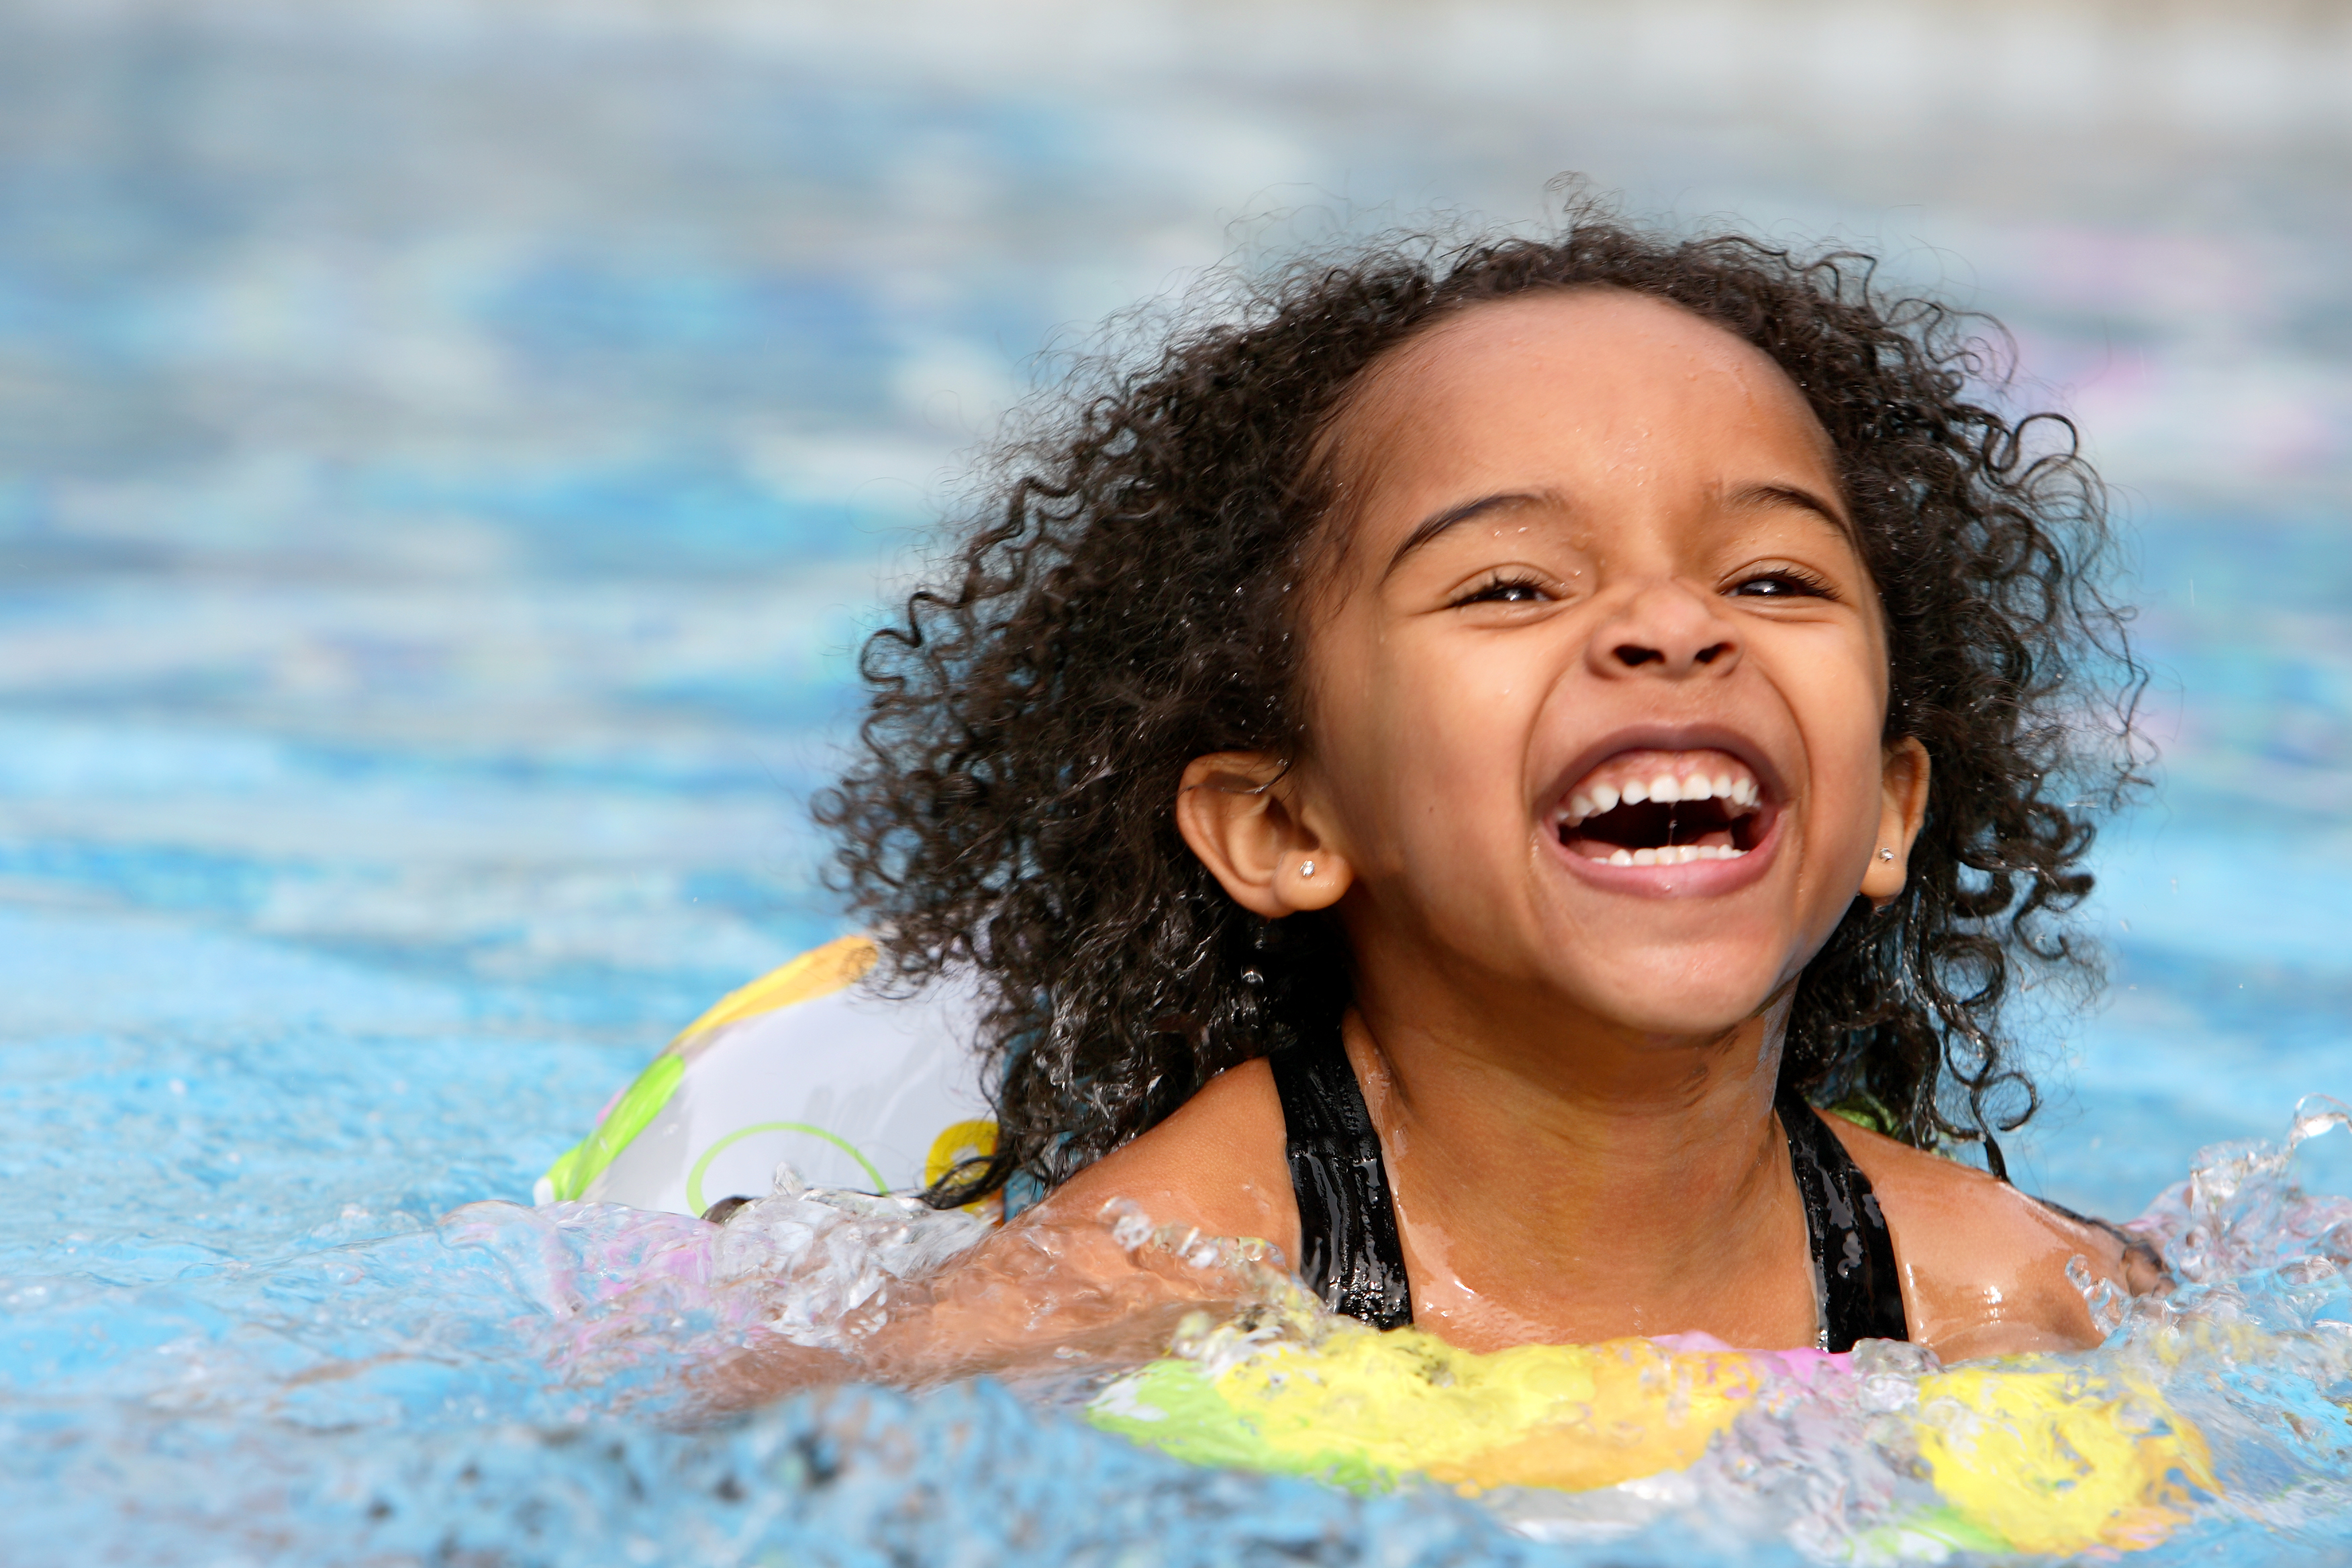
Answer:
[{"left": 582, "top": 973, "right": 993, "bottom": 1217}]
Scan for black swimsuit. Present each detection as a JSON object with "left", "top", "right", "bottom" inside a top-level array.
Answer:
[{"left": 1269, "top": 1021, "right": 1911, "bottom": 1351}]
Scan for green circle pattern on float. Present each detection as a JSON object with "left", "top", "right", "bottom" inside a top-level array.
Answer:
[{"left": 685, "top": 1122, "right": 887, "bottom": 1216}]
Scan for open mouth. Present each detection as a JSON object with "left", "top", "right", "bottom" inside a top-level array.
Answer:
[{"left": 1551, "top": 748, "right": 1769, "bottom": 867}]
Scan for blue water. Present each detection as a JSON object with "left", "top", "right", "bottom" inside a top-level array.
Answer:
[{"left": 1, "top": 4, "right": 2349, "bottom": 1563}]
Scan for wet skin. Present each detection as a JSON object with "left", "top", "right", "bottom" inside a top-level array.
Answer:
[{"left": 1008, "top": 289, "right": 2135, "bottom": 1363}]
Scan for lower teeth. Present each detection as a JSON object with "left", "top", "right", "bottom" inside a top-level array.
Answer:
[{"left": 1594, "top": 844, "right": 1745, "bottom": 867}]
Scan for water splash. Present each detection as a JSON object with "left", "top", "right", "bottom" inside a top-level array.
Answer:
[
  {"left": 416, "top": 1109, "right": 2352, "bottom": 1562},
  {"left": 2128, "top": 1095, "right": 2352, "bottom": 1286},
  {"left": 420, "top": 1166, "right": 1301, "bottom": 1427},
  {"left": 1081, "top": 1104, "right": 2352, "bottom": 1563},
  {"left": 1536, "top": 1099, "right": 2352, "bottom": 1559},
  {"left": 421, "top": 1110, "right": 2352, "bottom": 1562},
  {"left": 5, "top": 1110, "right": 2349, "bottom": 1563}
]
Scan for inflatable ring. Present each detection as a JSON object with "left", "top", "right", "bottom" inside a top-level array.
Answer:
[
  {"left": 536, "top": 936, "right": 997, "bottom": 1215},
  {"left": 1090, "top": 1320, "right": 2216, "bottom": 1557}
]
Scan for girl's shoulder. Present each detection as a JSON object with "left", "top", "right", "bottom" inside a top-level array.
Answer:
[
  {"left": 1034, "top": 1058, "right": 1300, "bottom": 1259},
  {"left": 1822, "top": 1112, "right": 2141, "bottom": 1359}
]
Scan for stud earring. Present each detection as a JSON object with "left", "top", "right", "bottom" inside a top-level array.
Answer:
[
  {"left": 1299, "top": 860, "right": 1316, "bottom": 879},
  {"left": 1878, "top": 847, "right": 1896, "bottom": 862}
]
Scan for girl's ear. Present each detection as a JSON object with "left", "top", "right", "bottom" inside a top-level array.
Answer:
[
  {"left": 1175, "top": 752, "right": 1352, "bottom": 918},
  {"left": 1861, "top": 736, "right": 1932, "bottom": 907}
]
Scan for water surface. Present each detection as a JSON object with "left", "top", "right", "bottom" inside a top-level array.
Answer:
[{"left": 2, "top": 4, "right": 2348, "bottom": 1562}]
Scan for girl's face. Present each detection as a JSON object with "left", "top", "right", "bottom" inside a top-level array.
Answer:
[{"left": 1240, "top": 289, "right": 1927, "bottom": 1042}]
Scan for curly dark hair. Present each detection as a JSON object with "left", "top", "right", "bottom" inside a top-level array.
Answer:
[{"left": 814, "top": 205, "right": 2144, "bottom": 1204}]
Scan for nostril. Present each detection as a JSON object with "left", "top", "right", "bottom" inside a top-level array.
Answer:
[
  {"left": 1693, "top": 642, "right": 1732, "bottom": 665},
  {"left": 1614, "top": 644, "right": 1664, "bottom": 667}
]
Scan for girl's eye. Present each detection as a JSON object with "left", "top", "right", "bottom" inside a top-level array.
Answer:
[
  {"left": 1728, "top": 569, "right": 1833, "bottom": 601},
  {"left": 1453, "top": 574, "right": 1552, "bottom": 607}
]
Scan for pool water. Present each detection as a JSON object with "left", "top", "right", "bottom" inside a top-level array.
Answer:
[{"left": 1, "top": 3, "right": 2349, "bottom": 1563}]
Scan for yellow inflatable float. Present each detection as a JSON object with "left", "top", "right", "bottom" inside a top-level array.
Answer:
[{"left": 1089, "top": 1314, "right": 2216, "bottom": 1557}]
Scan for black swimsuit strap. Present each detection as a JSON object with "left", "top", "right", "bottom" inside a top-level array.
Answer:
[
  {"left": 1271, "top": 1023, "right": 1910, "bottom": 1349},
  {"left": 1775, "top": 1088, "right": 1910, "bottom": 1352},
  {"left": 1267, "top": 1019, "right": 1413, "bottom": 1329}
]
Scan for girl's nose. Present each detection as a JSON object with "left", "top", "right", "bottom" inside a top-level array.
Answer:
[{"left": 1587, "top": 580, "right": 1741, "bottom": 678}]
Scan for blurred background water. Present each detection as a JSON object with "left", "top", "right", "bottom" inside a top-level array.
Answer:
[{"left": 1, "top": 1, "right": 2348, "bottom": 1563}]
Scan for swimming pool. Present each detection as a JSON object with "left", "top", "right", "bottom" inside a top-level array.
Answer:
[{"left": 2, "top": 3, "right": 2348, "bottom": 1562}]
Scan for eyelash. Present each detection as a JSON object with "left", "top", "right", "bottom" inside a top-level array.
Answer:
[
  {"left": 1727, "top": 567, "right": 1835, "bottom": 601},
  {"left": 1450, "top": 572, "right": 1553, "bottom": 607},
  {"left": 1449, "top": 567, "right": 1835, "bottom": 607}
]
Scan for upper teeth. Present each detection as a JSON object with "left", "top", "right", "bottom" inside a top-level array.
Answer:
[{"left": 1562, "top": 772, "right": 1758, "bottom": 825}]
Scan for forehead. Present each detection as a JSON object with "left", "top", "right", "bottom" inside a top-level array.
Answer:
[{"left": 1328, "top": 289, "right": 1839, "bottom": 513}]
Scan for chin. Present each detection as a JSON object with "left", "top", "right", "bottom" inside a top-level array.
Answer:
[
  {"left": 1612, "top": 1001, "right": 1773, "bottom": 1044},
  {"left": 1565, "top": 953, "right": 1790, "bottom": 1044}
]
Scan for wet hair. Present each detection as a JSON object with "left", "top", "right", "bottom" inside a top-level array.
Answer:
[{"left": 814, "top": 204, "right": 2143, "bottom": 1204}]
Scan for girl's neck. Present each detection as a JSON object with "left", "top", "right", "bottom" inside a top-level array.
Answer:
[{"left": 1344, "top": 979, "right": 1818, "bottom": 1351}]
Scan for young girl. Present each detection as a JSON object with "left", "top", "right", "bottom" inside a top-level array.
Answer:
[{"left": 804, "top": 209, "right": 2151, "bottom": 1378}]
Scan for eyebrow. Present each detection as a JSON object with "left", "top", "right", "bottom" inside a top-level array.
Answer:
[
  {"left": 1727, "top": 481, "right": 1855, "bottom": 542},
  {"left": 1381, "top": 490, "right": 1553, "bottom": 580}
]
